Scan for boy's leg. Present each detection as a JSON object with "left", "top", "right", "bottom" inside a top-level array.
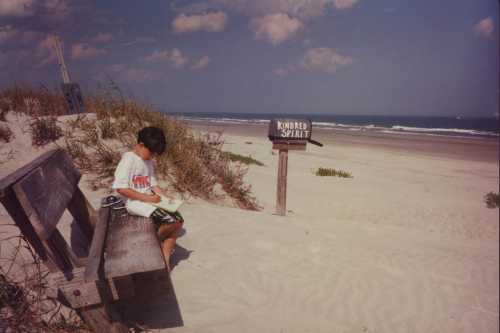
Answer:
[{"left": 157, "top": 221, "right": 183, "bottom": 271}]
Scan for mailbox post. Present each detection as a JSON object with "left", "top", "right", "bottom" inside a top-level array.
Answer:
[{"left": 268, "top": 119, "right": 322, "bottom": 216}]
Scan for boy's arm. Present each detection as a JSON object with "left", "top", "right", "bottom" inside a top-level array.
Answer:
[
  {"left": 117, "top": 188, "right": 161, "bottom": 203},
  {"left": 151, "top": 186, "right": 174, "bottom": 199}
]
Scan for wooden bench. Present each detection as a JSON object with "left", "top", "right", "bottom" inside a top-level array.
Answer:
[{"left": 0, "top": 149, "right": 170, "bottom": 332}]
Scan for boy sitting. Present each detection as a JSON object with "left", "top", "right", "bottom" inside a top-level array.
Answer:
[{"left": 112, "top": 126, "right": 183, "bottom": 271}]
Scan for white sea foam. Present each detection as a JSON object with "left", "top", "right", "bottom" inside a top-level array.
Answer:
[{"left": 177, "top": 115, "right": 498, "bottom": 138}]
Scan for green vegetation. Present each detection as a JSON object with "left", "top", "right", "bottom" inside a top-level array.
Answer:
[
  {"left": 0, "top": 83, "right": 260, "bottom": 211},
  {"left": 484, "top": 192, "right": 500, "bottom": 209},
  {"left": 314, "top": 167, "right": 353, "bottom": 178},
  {"left": 30, "top": 117, "right": 63, "bottom": 147},
  {"left": 222, "top": 151, "right": 264, "bottom": 166}
]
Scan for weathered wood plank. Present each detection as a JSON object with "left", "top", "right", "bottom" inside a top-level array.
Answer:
[
  {"left": 13, "top": 165, "right": 77, "bottom": 239},
  {"left": 0, "top": 150, "right": 59, "bottom": 198},
  {"left": 0, "top": 149, "right": 80, "bottom": 198},
  {"left": 276, "top": 149, "right": 288, "bottom": 216},
  {"left": 85, "top": 207, "right": 110, "bottom": 282},
  {"left": 49, "top": 267, "right": 102, "bottom": 309},
  {"left": 68, "top": 187, "right": 94, "bottom": 243},
  {"left": 104, "top": 214, "right": 165, "bottom": 278},
  {"left": 272, "top": 142, "right": 307, "bottom": 151},
  {"left": 0, "top": 190, "right": 58, "bottom": 271}
]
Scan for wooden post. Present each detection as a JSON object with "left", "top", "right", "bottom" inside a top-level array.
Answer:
[{"left": 276, "top": 149, "right": 288, "bottom": 216}]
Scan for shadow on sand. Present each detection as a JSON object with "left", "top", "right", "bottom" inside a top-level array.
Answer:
[{"left": 116, "top": 244, "right": 193, "bottom": 331}]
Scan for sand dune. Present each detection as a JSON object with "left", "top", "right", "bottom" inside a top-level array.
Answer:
[{"left": 0, "top": 116, "right": 498, "bottom": 332}]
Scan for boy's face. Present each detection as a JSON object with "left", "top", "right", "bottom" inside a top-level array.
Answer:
[{"left": 136, "top": 143, "right": 156, "bottom": 160}]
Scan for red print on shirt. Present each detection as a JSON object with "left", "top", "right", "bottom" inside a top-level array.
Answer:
[{"left": 132, "top": 175, "right": 150, "bottom": 189}]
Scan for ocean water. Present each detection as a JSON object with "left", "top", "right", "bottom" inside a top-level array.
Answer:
[{"left": 171, "top": 112, "right": 499, "bottom": 139}]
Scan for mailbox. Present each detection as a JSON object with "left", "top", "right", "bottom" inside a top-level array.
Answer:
[
  {"left": 268, "top": 118, "right": 322, "bottom": 147},
  {"left": 268, "top": 118, "right": 312, "bottom": 142}
]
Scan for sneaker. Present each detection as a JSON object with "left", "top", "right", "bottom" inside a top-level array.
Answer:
[
  {"left": 111, "top": 201, "right": 126, "bottom": 210},
  {"left": 101, "top": 195, "right": 122, "bottom": 208}
]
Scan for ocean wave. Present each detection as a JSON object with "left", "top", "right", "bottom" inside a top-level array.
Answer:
[
  {"left": 176, "top": 115, "right": 498, "bottom": 138},
  {"left": 390, "top": 125, "right": 498, "bottom": 137}
]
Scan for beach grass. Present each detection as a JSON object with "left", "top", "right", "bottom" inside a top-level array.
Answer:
[
  {"left": 314, "top": 167, "right": 353, "bottom": 178},
  {"left": 30, "top": 116, "right": 63, "bottom": 147},
  {"left": 223, "top": 151, "right": 264, "bottom": 166},
  {"left": 0, "top": 83, "right": 260, "bottom": 210}
]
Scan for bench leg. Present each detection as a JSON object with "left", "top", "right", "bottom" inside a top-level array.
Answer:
[{"left": 78, "top": 303, "right": 128, "bottom": 333}]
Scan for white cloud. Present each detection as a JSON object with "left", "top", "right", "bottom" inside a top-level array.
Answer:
[
  {"left": 0, "top": 0, "right": 70, "bottom": 19},
  {"left": 91, "top": 32, "right": 113, "bottom": 43},
  {"left": 172, "top": 11, "right": 227, "bottom": 33},
  {"left": 191, "top": 55, "right": 211, "bottom": 70},
  {"left": 71, "top": 43, "right": 107, "bottom": 59},
  {"left": 107, "top": 65, "right": 159, "bottom": 83},
  {"left": 474, "top": 17, "right": 494, "bottom": 38},
  {"left": 250, "top": 13, "right": 304, "bottom": 45},
  {"left": 211, "top": 0, "right": 357, "bottom": 20},
  {"left": 301, "top": 47, "right": 353, "bottom": 73},
  {"left": 333, "top": 0, "right": 359, "bottom": 10},
  {"left": 144, "top": 48, "right": 189, "bottom": 69},
  {"left": 122, "top": 68, "right": 159, "bottom": 83},
  {"left": 0, "top": 0, "right": 35, "bottom": 17}
]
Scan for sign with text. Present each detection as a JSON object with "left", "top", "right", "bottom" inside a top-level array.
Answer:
[{"left": 268, "top": 118, "right": 312, "bottom": 142}]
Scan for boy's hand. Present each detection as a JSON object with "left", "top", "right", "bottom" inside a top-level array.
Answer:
[{"left": 147, "top": 194, "right": 161, "bottom": 203}]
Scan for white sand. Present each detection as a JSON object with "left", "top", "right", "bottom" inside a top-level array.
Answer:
[{"left": 0, "top": 115, "right": 498, "bottom": 332}]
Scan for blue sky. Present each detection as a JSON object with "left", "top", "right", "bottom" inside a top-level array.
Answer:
[{"left": 0, "top": 0, "right": 498, "bottom": 117}]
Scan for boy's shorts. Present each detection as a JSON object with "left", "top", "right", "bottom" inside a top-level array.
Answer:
[{"left": 151, "top": 210, "right": 184, "bottom": 230}]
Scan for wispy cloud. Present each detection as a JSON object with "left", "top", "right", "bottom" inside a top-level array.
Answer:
[
  {"left": 474, "top": 17, "right": 494, "bottom": 38},
  {"left": 301, "top": 47, "right": 353, "bottom": 73},
  {"left": 0, "top": 0, "right": 71, "bottom": 20},
  {"left": 191, "top": 55, "right": 211, "bottom": 70},
  {"left": 106, "top": 64, "right": 160, "bottom": 83},
  {"left": 122, "top": 37, "right": 157, "bottom": 47},
  {"left": 144, "top": 48, "right": 189, "bottom": 68},
  {"left": 91, "top": 32, "right": 113, "bottom": 43},
  {"left": 0, "top": 0, "right": 36, "bottom": 17},
  {"left": 172, "top": 11, "right": 227, "bottom": 34},
  {"left": 71, "top": 43, "right": 107, "bottom": 59},
  {"left": 333, "top": 0, "right": 359, "bottom": 10},
  {"left": 274, "top": 47, "right": 353, "bottom": 76},
  {"left": 208, "top": 0, "right": 359, "bottom": 20},
  {"left": 250, "top": 13, "right": 304, "bottom": 45}
]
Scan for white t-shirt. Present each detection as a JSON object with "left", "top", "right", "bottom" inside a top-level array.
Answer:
[{"left": 112, "top": 151, "right": 158, "bottom": 217}]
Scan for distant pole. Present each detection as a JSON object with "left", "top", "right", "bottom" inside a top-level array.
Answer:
[
  {"left": 52, "top": 35, "right": 71, "bottom": 84},
  {"left": 276, "top": 149, "right": 288, "bottom": 216}
]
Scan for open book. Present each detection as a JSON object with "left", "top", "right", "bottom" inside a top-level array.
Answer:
[{"left": 151, "top": 195, "right": 184, "bottom": 213}]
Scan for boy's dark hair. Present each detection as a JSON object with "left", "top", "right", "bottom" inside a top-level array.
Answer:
[{"left": 138, "top": 127, "right": 166, "bottom": 155}]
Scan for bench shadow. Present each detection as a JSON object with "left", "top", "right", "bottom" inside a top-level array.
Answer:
[{"left": 116, "top": 245, "right": 192, "bottom": 331}]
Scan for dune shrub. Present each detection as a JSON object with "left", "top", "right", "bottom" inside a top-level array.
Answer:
[
  {"left": 0, "top": 124, "right": 13, "bottom": 143},
  {"left": 1, "top": 85, "right": 67, "bottom": 117},
  {"left": 66, "top": 84, "right": 260, "bottom": 210},
  {"left": 30, "top": 117, "right": 63, "bottom": 147},
  {"left": 0, "top": 83, "right": 259, "bottom": 210},
  {"left": 223, "top": 151, "right": 264, "bottom": 166},
  {"left": 315, "top": 167, "right": 353, "bottom": 178},
  {"left": 484, "top": 192, "right": 500, "bottom": 209}
]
